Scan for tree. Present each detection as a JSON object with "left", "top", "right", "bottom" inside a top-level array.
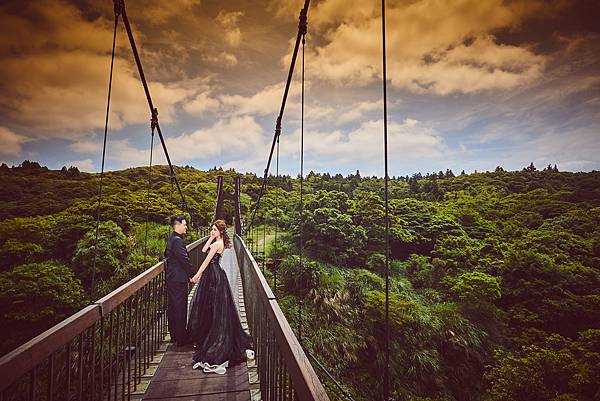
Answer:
[
  {"left": 350, "top": 191, "right": 385, "bottom": 251},
  {"left": 409, "top": 177, "right": 420, "bottom": 193},
  {"left": 72, "top": 221, "right": 130, "bottom": 289},
  {"left": 451, "top": 271, "right": 501, "bottom": 322},
  {"left": 485, "top": 333, "right": 600, "bottom": 401},
  {"left": 67, "top": 166, "right": 80, "bottom": 176},
  {"left": 0, "top": 262, "right": 85, "bottom": 355},
  {"left": 297, "top": 207, "right": 367, "bottom": 266},
  {"left": 0, "top": 239, "right": 44, "bottom": 270}
]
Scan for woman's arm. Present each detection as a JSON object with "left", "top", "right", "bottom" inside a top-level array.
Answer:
[
  {"left": 191, "top": 243, "right": 218, "bottom": 283},
  {"left": 202, "top": 234, "right": 215, "bottom": 253}
]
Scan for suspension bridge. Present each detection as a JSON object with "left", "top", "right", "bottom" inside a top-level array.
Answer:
[{"left": 0, "top": 0, "right": 395, "bottom": 400}]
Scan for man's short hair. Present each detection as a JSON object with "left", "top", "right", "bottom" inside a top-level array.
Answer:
[{"left": 170, "top": 215, "right": 186, "bottom": 227}]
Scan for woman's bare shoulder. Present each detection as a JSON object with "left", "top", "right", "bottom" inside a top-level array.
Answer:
[{"left": 210, "top": 240, "right": 225, "bottom": 253}]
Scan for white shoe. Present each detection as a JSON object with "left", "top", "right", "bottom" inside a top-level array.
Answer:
[
  {"left": 202, "top": 360, "right": 228, "bottom": 375},
  {"left": 245, "top": 349, "right": 255, "bottom": 360}
]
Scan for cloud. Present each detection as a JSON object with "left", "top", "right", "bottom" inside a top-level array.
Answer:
[
  {"left": 0, "top": 127, "right": 33, "bottom": 156},
  {"left": 183, "top": 91, "right": 222, "bottom": 114},
  {"left": 106, "top": 138, "right": 167, "bottom": 169},
  {"left": 0, "top": 1, "right": 198, "bottom": 139},
  {"left": 202, "top": 52, "right": 238, "bottom": 67},
  {"left": 68, "top": 136, "right": 101, "bottom": 154},
  {"left": 219, "top": 83, "right": 288, "bottom": 116},
  {"left": 275, "top": 0, "right": 556, "bottom": 95},
  {"left": 336, "top": 100, "right": 382, "bottom": 125},
  {"left": 165, "top": 116, "right": 265, "bottom": 162},
  {"left": 216, "top": 10, "right": 245, "bottom": 47},
  {"left": 130, "top": 0, "right": 202, "bottom": 26},
  {"left": 78, "top": 116, "right": 267, "bottom": 169},
  {"left": 65, "top": 159, "right": 94, "bottom": 171},
  {"left": 277, "top": 117, "right": 446, "bottom": 167},
  {"left": 0, "top": 52, "right": 195, "bottom": 136}
]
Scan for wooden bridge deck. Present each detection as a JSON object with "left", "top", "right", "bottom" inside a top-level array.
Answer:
[{"left": 142, "top": 248, "right": 253, "bottom": 400}]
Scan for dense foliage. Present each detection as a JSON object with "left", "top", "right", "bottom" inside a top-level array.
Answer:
[
  {"left": 0, "top": 161, "right": 254, "bottom": 355},
  {"left": 257, "top": 166, "right": 600, "bottom": 401},
  {"left": 1, "top": 161, "right": 599, "bottom": 401}
]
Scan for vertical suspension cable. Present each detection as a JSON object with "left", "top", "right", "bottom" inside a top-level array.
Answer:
[
  {"left": 263, "top": 220, "right": 266, "bottom": 271},
  {"left": 274, "top": 136, "right": 280, "bottom": 296},
  {"left": 144, "top": 108, "right": 158, "bottom": 262},
  {"left": 275, "top": 136, "right": 280, "bottom": 243},
  {"left": 298, "top": 32, "right": 306, "bottom": 343},
  {"left": 90, "top": 1, "right": 120, "bottom": 300},
  {"left": 381, "top": 0, "right": 391, "bottom": 399},
  {"left": 243, "top": 0, "right": 310, "bottom": 235}
]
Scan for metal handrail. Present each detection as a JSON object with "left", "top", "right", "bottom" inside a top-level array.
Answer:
[
  {"left": 234, "top": 234, "right": 330, "bottom": 401},
  {"left": 0, "top": 237, "right": 208, "bottom": 400}
]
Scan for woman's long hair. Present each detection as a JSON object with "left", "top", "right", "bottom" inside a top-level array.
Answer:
[{"left": 213, "top": 219, "right": 231, "bottom": 249}]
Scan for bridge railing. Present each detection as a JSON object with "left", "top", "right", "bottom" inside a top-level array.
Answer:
[
  {"left": 234, "top": 235, "right": 330, "bottom": 401},
  {"left": 0, "top": 237, "right": 208, "bottom": 401}
]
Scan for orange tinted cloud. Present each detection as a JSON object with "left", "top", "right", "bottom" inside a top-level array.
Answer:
[
  {"left": 275, "top": 0, "right": 566, "bottom": 94},
  {"left": 0, "top": 0, "right": 201, "bottom": 139}
]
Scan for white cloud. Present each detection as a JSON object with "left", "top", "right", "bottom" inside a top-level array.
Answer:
[
  {"left": 68, "top": 135, "right": 101, "bottom": 153},
  {"left": 277, "top": 118, "right": 447, "bottom": 166},
  {"left": 336, "top": 100, "right": 382, "bottom": 125},
  {"left": 165, "top": 116, "right": 265, "bottom": 161},
  {"left": 202, "top": 52, "right": 238, "bottom": 67},
  {"left": 183, "top": 91, "right": 222, "bottom": 114},
  {"left": 219, "top": 83, "right": 287, "bottom": 116},
  {"left": 0, "top": 127, "right": 33, "bottom": 156},
  {"left": 65, "top": 159, "right": 94, "bottom": 171},
  {"left": 105, "top": 138, "right": 167, "bottom": 169}
]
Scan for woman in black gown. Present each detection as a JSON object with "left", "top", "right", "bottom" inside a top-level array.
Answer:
[{"left": 187, "top": 220, "right": 254, "bottom": 374}]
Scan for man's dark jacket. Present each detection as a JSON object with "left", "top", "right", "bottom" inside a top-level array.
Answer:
[{"left": 164, "top": 232, "right": 195, "bottom": 282}]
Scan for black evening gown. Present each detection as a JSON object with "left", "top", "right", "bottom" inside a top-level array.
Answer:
[{"left": 187, "top": 251, "right": 253, "bottom": 367}]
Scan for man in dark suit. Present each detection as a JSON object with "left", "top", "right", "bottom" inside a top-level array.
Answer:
[{"left": 164, "top": 215, "right": 195, "bottom": 346}]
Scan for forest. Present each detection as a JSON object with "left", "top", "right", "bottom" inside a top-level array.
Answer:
[{"left": 0, "top": 160, "right": 599, "bottom": 401}]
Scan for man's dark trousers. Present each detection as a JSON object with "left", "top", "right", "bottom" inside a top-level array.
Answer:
[
  {"left": 167, "top": 281, "right": 189, "bottom": 344},
  {"left": 164, "top": 232, "right": 195, "bottom": 345}
]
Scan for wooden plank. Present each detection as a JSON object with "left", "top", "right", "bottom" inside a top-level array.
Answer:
[
  {"left": 0, "top": 236, "right": 210, "bottom": 392},
  {"left": 146, "top": 390, "right": 250, "bottom": 401},
  {"left": 143, "top": 247, "right": 251, "bottom": 400},
  {"left": 144, "top": 372, "right": 249, "bottom": 396},
  {"left": 151, "top": 364, "right": 249, "bottom": 382}
]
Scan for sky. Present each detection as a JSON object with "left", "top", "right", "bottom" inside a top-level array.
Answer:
[{"left": 0, "top": 0, "right": 599, "bottom": 177}]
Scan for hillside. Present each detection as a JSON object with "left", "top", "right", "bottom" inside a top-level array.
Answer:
[{"left": 1, "top": 161, "right": 599, "bottom": 400}]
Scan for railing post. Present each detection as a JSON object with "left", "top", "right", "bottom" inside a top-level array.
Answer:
[
  {"left": 214, "top": 175, "right": 224, "bottom": 221},
  {"left": 233, "top": 235, "right": 330, "bottom": 401},
  {"left": 0, "top": 238, "right": 208, "bottom": 401},
  {"left": 234, "top": 176, "right": 243, "bottom": 236}
]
